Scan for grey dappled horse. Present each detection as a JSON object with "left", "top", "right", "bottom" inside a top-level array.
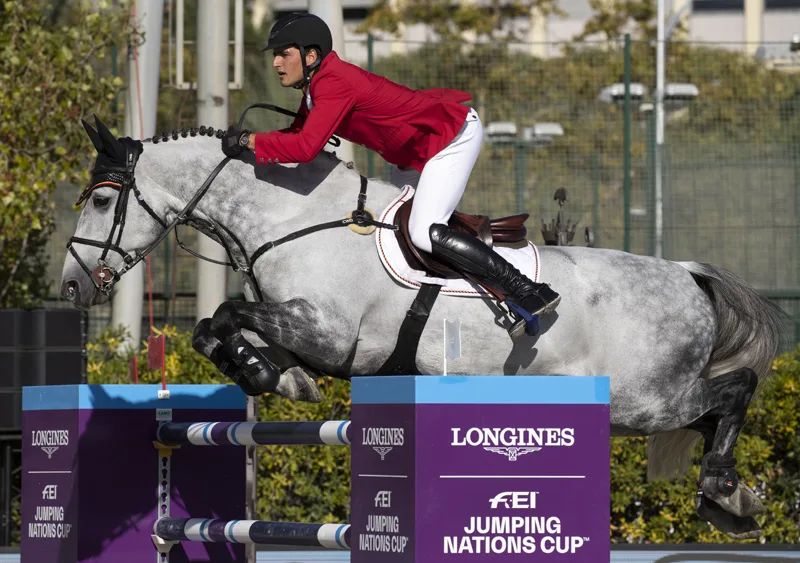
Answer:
[{"left": 61, "top": 116, "right": 785, "bottom": 540}]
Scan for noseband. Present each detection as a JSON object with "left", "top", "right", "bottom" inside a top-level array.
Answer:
[{"left": 67, "top": 103, "right": 395, "bottom": 298}]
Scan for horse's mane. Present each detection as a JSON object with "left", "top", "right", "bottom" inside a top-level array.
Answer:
[
  {"left": 143, "top": 125, "right": 226, "bottom": 145},
  {"left": 138, "top": 123, "right": 362, "bottom": 180}
]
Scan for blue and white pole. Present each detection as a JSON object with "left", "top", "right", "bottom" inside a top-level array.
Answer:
[
  {"left": 156, "top": 420, "right": 351, "bottom": 446},
  {"left": 154, "top": 518, "right": 351, "bottom": 549}
]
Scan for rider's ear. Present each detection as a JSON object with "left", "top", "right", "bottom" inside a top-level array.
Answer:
[
  {"left": 81, "top": 118, "right": 103, "bottom": 153},
  {"left": 305, "top": 47, "right": 318, "bottom": 65}
]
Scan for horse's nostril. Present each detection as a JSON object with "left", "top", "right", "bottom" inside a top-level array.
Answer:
[{"left": 62, "top": 280, "right": 79, "bottom": 301}]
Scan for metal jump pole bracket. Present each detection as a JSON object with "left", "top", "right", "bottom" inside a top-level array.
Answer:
[{"left": 152, "top": 408, "right": 180, "bottom": 562}]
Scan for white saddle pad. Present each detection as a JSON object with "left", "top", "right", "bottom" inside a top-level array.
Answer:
[{"left": 375, "top": 185, "right": 541, "bottom": 297}]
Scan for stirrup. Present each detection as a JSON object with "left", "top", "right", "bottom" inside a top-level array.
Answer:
[{"left": 506, "top": 301, "right": 540, "bottom": 339}]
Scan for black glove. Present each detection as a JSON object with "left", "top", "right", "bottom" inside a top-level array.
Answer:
[{"left": 221, "top": 126, "right": 251, "bottom": 158}]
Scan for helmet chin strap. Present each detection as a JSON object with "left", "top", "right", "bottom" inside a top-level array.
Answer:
[{"left": 291, "top": 45, "right": 321, "bottom": 90}]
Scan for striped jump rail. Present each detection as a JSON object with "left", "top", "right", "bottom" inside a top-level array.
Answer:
[
  {"left": 155, "top": 420, "right": 351, "bottom": 446},
  {"left": 154, "top": 517, "right": 351, "bottom": 549}
]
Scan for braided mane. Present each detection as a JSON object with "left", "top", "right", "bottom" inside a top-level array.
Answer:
[
  {"left": 143, "top": 123, "right": 352, "bottom": 168},
  {"left": 144, "top": 125, "right": 226, "bottom": 144}
]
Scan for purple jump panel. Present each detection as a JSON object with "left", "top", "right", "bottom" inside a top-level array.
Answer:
[
  {"left": 350, "top": 375, "right": 611, "bottom": 563},
  {"left": 21, "top": 384, "right": 248, "bottom": 563}
]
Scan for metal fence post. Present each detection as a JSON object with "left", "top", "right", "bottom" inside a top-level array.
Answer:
[
  {"left": 516, "top": 143, "right": 526, "bottom": 214},
  {"left": 245, "top": 395, "right": 258, "bottom": 563},
  {"left": 1, "top": 441, "right": 9, "bottom": 546},
  {"left": 646, "top": 109, "right": 656, "bottom": 256},
  {"left": 592, "top": 152, "right": 600, "bottom": 248},
  {"left": 623, "top": 33, "right": 632, "bottom": 253},
  {"left": 795, "top": 138, "right": 800, "bottom": 291}
]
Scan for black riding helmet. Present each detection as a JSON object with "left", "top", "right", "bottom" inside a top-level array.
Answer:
[{"left": 263, "top": 13, "right": 333, "bottom": 89}]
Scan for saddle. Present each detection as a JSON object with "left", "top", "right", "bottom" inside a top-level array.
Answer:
[{"left": 394, "top": 197, "right": 529, "bottom": 299}]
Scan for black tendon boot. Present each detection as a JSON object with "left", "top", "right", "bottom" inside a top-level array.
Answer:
[
  {"left": 215, "top": 332, "right": 281, "bottom": 396},
  {"left": 429, "top": 223, "right": 561, "bottom": 338}
]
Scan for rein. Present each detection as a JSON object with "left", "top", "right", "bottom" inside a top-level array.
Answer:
[{"left": 68, "top": 102, "right": 395, "bottom": 298}]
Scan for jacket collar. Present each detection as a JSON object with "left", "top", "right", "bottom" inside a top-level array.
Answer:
[
  {"left": 315, "top": 50, "right": 341, "bottom": 76},
  {"left": 305, "top": 50, "right": 340, "bottom": 95}
]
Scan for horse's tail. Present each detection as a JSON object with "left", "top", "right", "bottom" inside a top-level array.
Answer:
[{"left": 646, "top": 261, "right": 787, "bottom": 481}]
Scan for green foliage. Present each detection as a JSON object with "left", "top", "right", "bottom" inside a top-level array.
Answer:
[
  {"left": 85, "top": 326, "right": 800, "bottom": 542},
  {"left": 0, "top": 0, "right": 131, "bottom": 307},
  {"left": 574, "top": 0, "right": 658, "bottom": 41},
  {"left": 86, "top": 324, "right": 227, "bottom": 385},
  {"left": 257, "top": 379, "right": 352, "bottom": 524},
  {"left": 356, "top": 0, "right": 564, "bottom": 43}
]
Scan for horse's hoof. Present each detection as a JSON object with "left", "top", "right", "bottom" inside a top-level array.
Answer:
[
  {"left": 696, "top": 495, "right": 762, "bottom": 539},
  {"left": 274, "top": 367, "right": 323, "bottom": 403},
  {"left": 701, "top": 476, "right": 765, "bottom": 518}
]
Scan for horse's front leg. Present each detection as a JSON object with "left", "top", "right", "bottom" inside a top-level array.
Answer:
[
  {"left": 193, "top": 319, "right": 325, "bottom": 402},
  {"left": 197, "top": 299, "right": 357, "bottom": 399},
  {"left": 191, "top": 317, "right": 281, "bottom": 396}
]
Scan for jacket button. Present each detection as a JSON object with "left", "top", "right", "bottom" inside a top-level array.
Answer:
[
  {"left": 274, "top": 158, "right": 279, "bottom": 163},
  {"left": 259, "top": 158, "right": 264, "bottom": 163},
  {"left": 268, "top": 158, "right": 272, "bottom": 163}
]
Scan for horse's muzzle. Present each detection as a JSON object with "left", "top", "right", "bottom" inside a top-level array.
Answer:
[{"left": 60, "top": 278, "right": 101, "bottom": 310}]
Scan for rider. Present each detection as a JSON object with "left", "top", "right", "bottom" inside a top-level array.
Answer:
[{"left": 222, "top": 12, "right": 561, "bottom": 331}]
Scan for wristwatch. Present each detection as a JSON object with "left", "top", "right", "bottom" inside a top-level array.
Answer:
[{"left": 238, "top": 132, "right": 250, "bottom": 148}]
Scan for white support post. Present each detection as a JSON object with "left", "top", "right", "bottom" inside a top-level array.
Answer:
[
  {"left": 745, "top": 0, "right": 764, "bottom": 55},
  {"left": 116, "top": 0, "right": 164, "bottom": 351},
  {"left": 308, "top": 0, "right": 354, "bottom": 164},
  {"left": 195, "top": 0, "right": 230, "bottom": 323},
  {"left": 529, "top": 5, "right": 547, "bottom": 58}
]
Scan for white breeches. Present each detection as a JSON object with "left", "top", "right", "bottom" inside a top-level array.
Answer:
[{"left": 406, "top": 107, "right": 484, "bottom": 253}]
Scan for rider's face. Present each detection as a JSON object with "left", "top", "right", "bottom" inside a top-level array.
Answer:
[{"left": 272, "top": 46, "right": 318, "bottom": 87}]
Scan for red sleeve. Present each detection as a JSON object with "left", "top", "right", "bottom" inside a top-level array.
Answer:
[
  {"left": 254, "top": 74, "right": 355, "bottom": 164},
  {"left": 421, "top": 88, "right": 472, "bottom": 104},
  {"left": 278, "top": 101, "right": 307, "bottom": 134}
]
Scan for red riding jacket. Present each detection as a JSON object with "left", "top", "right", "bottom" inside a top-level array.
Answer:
[{"left": 253, "top": 51, "right": 472, "bottom": 172}]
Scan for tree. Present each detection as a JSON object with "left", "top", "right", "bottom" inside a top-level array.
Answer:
[
  {"left": 572, "top": 0, "right": 658, "bottom": 42},
  {"left": 356, "top": 0, "right": 565, "bottom": 43},
  {"left": 0, "top": 0, "right": 133, "bottom": 307}
]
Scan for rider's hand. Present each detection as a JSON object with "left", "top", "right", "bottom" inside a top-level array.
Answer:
[{"left": 221, "top": 126, "right": 251, "bottom": 158}]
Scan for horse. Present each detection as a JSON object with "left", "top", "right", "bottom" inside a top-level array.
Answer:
[{"left": 61, "top": 115, "right": 786, "bottom": 540}]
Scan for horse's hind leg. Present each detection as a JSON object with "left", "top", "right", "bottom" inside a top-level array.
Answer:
[
  {"left": 192, "top": 316, "right": 323, "bottom": 402},
  {"left": 682, "top": 367, "right": 765, "bottom": 539}
]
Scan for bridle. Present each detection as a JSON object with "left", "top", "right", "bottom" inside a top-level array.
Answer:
[{"left": 67, "top": 103, "right": 396, "bottom": 300}]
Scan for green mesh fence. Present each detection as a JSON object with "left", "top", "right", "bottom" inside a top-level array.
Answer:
[{"left": 43, "top": 33, "right": 800, "bottom": 349}]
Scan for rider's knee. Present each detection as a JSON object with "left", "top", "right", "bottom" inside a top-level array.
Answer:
[
  {"left": 428, "top": 223, "right": 449, "bottom": 245},
  {"left": 409, "top": 222, "right": 452, "bottom": 254},
  {"left": 409, "top": 221, "right": 433, "bottom": 253}
]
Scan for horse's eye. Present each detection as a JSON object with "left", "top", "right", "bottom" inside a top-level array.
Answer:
[{"left": 93, "top": 195, "right": 111, "bottom": 208}]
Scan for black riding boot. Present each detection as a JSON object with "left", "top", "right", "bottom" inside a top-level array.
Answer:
[{"left": 429, "top": 223, "right": 560, "bottom": 334}]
